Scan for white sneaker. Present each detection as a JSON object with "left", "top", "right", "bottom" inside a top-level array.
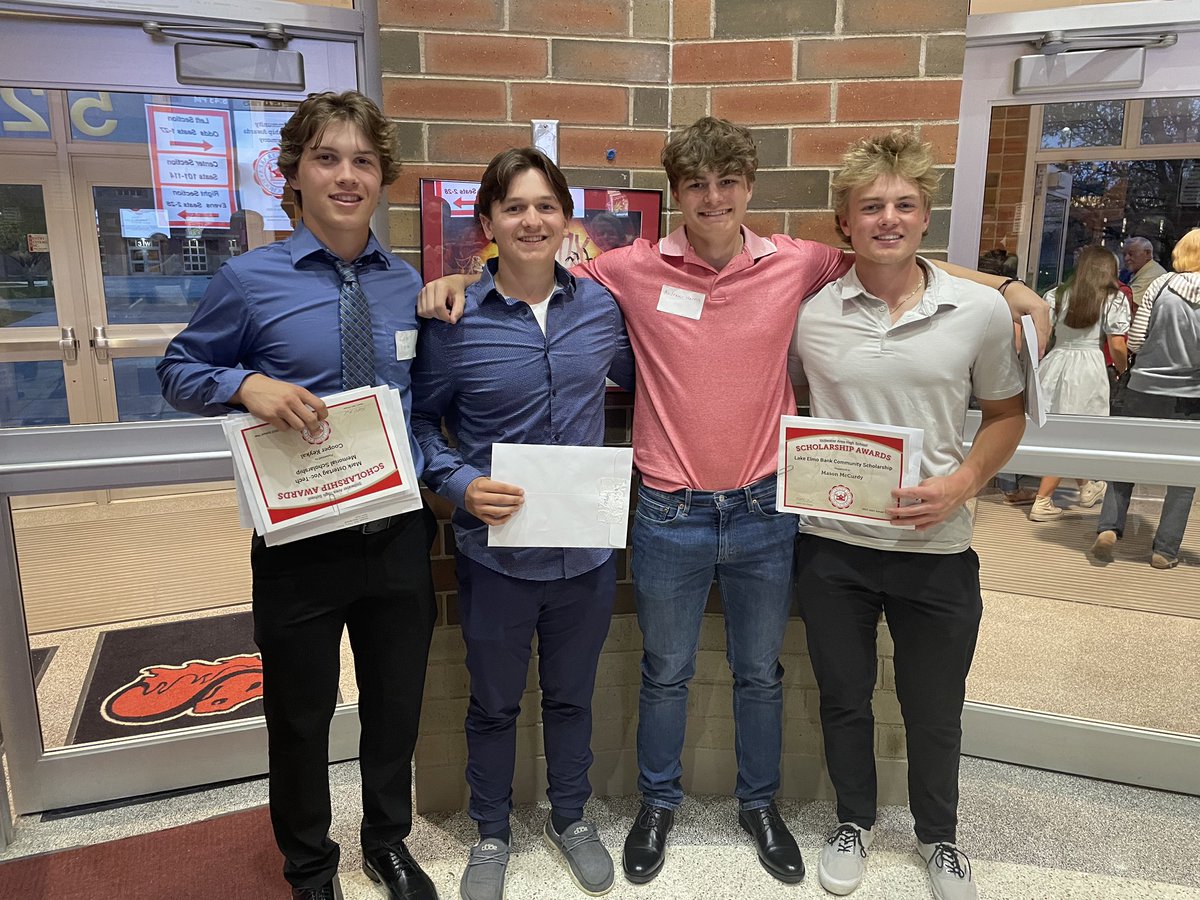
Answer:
[
  {"left": 818, "top": 822, "right": 872, "bottom": 895},
  {"left": 1077, "top": 480, "right": 1107, "bottom": 508},
  {"left": 917, "top": 841, "right": 978, "bottom": 900},
  {"left": 1028, "top": 496, "right": 1063, "bottom": 521}
]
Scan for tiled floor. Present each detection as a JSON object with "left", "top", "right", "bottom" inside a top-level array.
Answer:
[{"left": 3, "top": 755, "right": 1198, "bottom": 899}]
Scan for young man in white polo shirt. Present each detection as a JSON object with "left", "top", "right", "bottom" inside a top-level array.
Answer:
[{"left": 789, "top": 131, "right": 1025, "bottom": 900}]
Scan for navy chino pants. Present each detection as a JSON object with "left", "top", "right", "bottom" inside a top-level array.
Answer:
[{"left": 456, "top": 554, "right": 615, "bottom": 831}]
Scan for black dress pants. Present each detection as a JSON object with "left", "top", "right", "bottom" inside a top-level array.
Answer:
[
  {"left": 795, "top": 534, "right": 982, "bottom": 845},
  {"left": 250, "top": 506, "right": 437, "bottom": 888}
]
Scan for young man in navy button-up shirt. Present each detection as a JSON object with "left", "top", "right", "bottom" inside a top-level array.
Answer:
[
  {"left": 411, "top": 149, "right": 633, "bottom": 900},
  {"left": 159, "top": 91, "right": 438, "bottom": 900}
]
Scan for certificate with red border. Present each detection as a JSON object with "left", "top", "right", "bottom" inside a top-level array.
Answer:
[
  {"left": 223, "top": 386, "right": 420, "bottom": 542},
  {"left": 777, "top": 416, "right": 924, "bottom": 526}
]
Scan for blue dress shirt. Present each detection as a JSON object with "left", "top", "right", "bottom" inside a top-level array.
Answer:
[
  {"left": 410, "top": 259, "right": 634, "bottom": 581},
  {"left": 157, "top": 222, "right": 426, "bottom": 475}
]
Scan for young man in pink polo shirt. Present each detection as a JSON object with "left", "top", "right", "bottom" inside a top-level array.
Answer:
[{"left": 419, "top": 117, "right": 1047, "bottom": 889}]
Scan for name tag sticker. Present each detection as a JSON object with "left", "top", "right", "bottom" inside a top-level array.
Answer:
[
  {"left": 656, "top": 285, "right": 706, "bottom": 320},
  {"left": 395, "top": 329, "right": 417, "bottom": 360}
]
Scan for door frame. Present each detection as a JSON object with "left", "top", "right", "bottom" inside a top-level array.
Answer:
[
  {"left": 952, "top": 0, "right": 1200, "bottom": 794},
  {"left": 0, "top": 0, "right": 378, "bottom": 814}
]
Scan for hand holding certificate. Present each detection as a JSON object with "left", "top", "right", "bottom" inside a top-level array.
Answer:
[
  {"left": 223, "top": 385, "right": 422, "bottom": 545},
  {"left": 777, "top": 416, "right": 924, "bottom": 527}
]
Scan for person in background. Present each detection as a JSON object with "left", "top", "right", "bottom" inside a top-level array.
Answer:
[
  {"left": 1028, "top": 246, "right": 1130, "bottom": 522},
  {"left": 410, "top": 148, "right": 634, "bottom": 900},
  {"left": 158, "top": 91, "right": 438, "bottom": 900},
  {"left": 790, "top": 131, "right": 1025, "bottom": 900},
  {"left": 1093, "top": 228, "right": 1200, "bottom": 569},
  {"left": 1123, "top": 236, "right": 1168, "bottom": 307}
]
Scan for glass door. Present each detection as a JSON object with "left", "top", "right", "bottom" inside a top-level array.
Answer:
[
  {"left": 953, "top": 7, "right": 1200, "bottom": 796},
  {"left": 0, "top": 5, "right": 366, "bottom": 815}
]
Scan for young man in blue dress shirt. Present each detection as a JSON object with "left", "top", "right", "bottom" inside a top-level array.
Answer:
[
  {"left": 158, "top": 91, "right": 438, "bottom": 900},
  {"left": 410, "top": 148, "right": 634, "bottom": 900}
]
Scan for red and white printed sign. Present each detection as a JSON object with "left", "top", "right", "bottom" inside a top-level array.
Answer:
[{"left": 146, "top": 105, "right": 237, "bottom": 229}]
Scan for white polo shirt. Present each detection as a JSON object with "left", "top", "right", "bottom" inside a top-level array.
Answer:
[{"left": 788, "top": 258, "right": 1023, "bottom": 554}]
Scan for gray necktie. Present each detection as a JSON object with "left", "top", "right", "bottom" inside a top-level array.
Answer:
[{"left": 334, "top": 258, "right": 376, "bottom": 389}]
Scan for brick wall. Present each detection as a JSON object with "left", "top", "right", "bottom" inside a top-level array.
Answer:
[
  {"left": 978, "top": 105, "right": 1031, "bottom": 272},
  {"left": 381, "top": 0, "right": 962, "bottom": 813}
]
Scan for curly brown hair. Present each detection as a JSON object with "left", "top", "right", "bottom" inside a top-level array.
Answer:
[
  {"left": 661, "top": 116, "right": 758, "bottom": 191},
  {"left": 277, "top": 91, "right": 399, "bottom": 210}
]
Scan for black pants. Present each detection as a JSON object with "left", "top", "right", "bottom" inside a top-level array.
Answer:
[
  {"left": 251, "top": 506, "right": 437, "bottom": 888},
  {"left": 795, "top": 534, "right": 982, "bottom": 844}
]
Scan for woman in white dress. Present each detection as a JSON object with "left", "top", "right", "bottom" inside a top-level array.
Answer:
[{"left": 1029, "top": 245, "right": 1131, "bottom": 521}]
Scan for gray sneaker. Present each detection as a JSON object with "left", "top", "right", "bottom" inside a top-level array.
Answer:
[
  {"left": 460, "top": 837, "right": 509, "bottom": 900},
  {"left": 543, "top": 818, "right": 615, "bottom": 896},
  {"left": 818, "top": 822, "right": 872, "bottom": 895},
  {"left": 917, "top": 841, "right": 978, "bottom": 900}
]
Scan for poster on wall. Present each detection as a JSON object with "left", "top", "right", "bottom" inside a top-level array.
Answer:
[
  {"left": 419, "top": 179, "right": 663, "bottom": 283},
  {"left": 233, "top": 109, "right": 294, "bottom": 232}
]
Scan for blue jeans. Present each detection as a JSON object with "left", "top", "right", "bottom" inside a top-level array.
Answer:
[
  {"left": 631, "top": 474, "right": 797, "bottom": 810},
  {"left": 1096, "top": 389, "right": 1200, "bottom": 560}
]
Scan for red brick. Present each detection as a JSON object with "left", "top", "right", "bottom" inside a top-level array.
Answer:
[
  {"left": 389, "top": 164, "right": 485, "bottom": 205},
  {"left": 796, "top": 37, "right": 921, "bottom": 79},
  {"left": 790, "top": 125, "right": 889, "bottom": 166},
  {"left": 431, "top": 557, "right": 459, "bottom": 593},
  {"left": 843, "top": 0, "right": 968, "bottom": 33},
  {"left": 385, "top": 78, "right": 506, "bottom": 122},
  {"left": 511, "top": 0, "right": 627, "bottom": 36},
  {"left": 559, "top": 128, "right": 666, "bottom": 169},
  {"left": 791, "top": 210, "right": 845, "bottom": 244},
  {"left": 425, "top": 34, "right": 547, "bottom": 78},
  {"left": 428, "top": 124, "right": 530, "bottom": 164},
  {"left": 673, "top": 41, "right": 792, "bottom": 84},
  {"left": 918, "top": 123, "right": 960, "bottom": 164},
  {"left": 742, "top": 210, "right": 785, "bottom": 236},
  {"left": 674, "top": 0, "right": 712, "bottom": 39},
  {"left": 379, "top": 0, "right": 502, "bottom": 29},
  {"left": 712, "top": 84, "right": 830, "bottom": 125},
  {"left": 512, "top": 84, "right": 629, "bottom": 126},
  {"left": 836, "top": 80, "right": 962, "bottom": 123}
]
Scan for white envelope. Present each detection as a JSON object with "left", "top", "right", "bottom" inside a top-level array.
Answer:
[
  {"left": 487, "top": 443, "right": 634, "bottom": 549},
  {"left": 1019, "top": 314, "right": 1048, "bottom": 428}
]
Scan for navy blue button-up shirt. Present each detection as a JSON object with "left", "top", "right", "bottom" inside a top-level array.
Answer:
[
  {"left": 157, "top": 222, "right": 426, "bottom": 475},
  {"left": 410, "top": 260, "right": 634, "bottom": 580}
]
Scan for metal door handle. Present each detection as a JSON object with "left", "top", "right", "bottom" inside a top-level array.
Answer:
[
  {"left": 59, "top": 326, "right": 78, "bottom": 361},
  {"left": 91, "top": 325, "right": 110, "bottom": 361}
]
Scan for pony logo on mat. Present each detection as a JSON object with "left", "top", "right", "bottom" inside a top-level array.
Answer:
[{"left": 101, "top": 654, "right": 264, "bottom": 726}]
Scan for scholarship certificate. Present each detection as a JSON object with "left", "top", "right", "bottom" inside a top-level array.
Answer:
[
  {"left": 223, "top": 386, "right": 420, "bottom": 545},
  {"left": 777, "top": 416, "right": 924, "bottom": 526}
]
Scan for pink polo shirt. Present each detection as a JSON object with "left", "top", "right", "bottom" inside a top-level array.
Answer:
[{"left": 576, "top": 226, "right": 850, "bottom": 492}]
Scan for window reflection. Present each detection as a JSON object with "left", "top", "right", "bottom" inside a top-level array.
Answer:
[
  {"left": 1040, "top": 100, "right": 1125, "bottom": 149},
  {"left": 1141, "top": 96, "right": 1200, "bottom": 145}
]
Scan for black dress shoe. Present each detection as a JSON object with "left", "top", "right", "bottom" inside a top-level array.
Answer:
[
  {"left": 291, "top": 875, "right": 343, "bottom": 900},
  {"left": 738, "top": 802, "right": 805, "bottom": 883},
  {"left": 363, "top": 843, "right": 439, "bottom": 900},
  {"left": 622, "top": 802, "right": 674, "bottom": 884}
]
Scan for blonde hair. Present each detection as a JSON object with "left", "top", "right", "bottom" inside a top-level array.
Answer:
[
  {"left": 1171, "top": 228, "right": 1200, "bottom": 273},
  {"left": 277, "top": 91, "right": 399, "bottom": 210},
  {"left": 831, "top": 131, "right": 940, "bottom": 239},
  {"left": 661, "top": 117, "right": 758, "bottom": 190}
]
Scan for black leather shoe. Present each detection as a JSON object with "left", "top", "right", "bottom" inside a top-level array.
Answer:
[
  {"left": 291, "top": 875, "right": 343, "bottom": 900},
  {"left": 622, "top": 802, "right": 674, "bottom": 884},
  {"left": 362, "top": 843, "right": 439, "bottom": 900},
  {"left": 738, "top": 802, "right": 805, "bottom": 883}
]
